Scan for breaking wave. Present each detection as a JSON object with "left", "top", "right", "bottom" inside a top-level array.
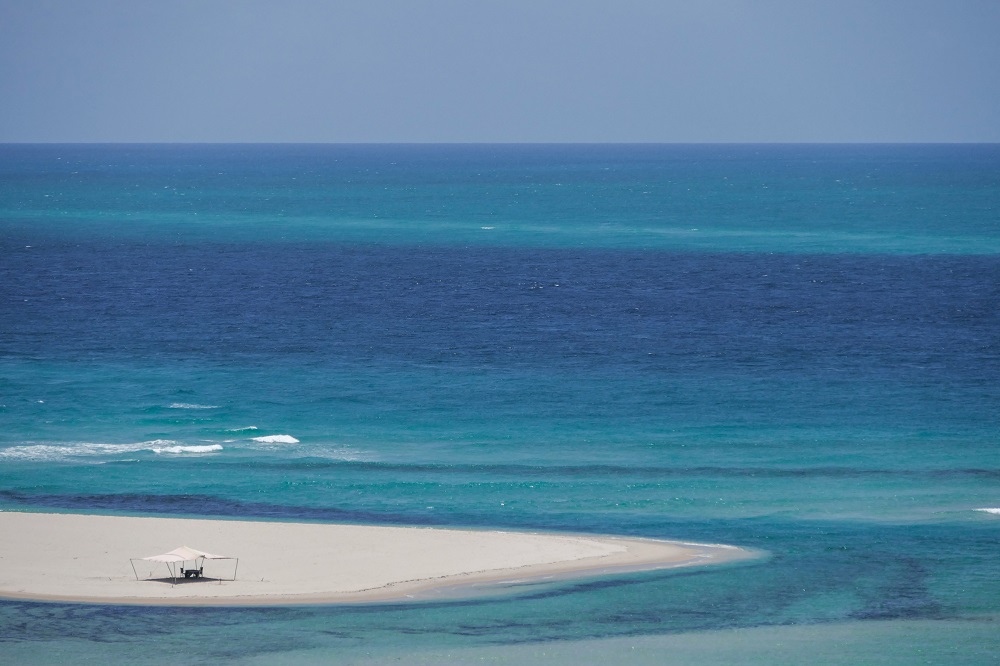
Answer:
[
  {"left": 151, "top": 443, "right": 224, "bottom": 454},
  {"left": 0, "top": 440, "right": 224, "bottom": 461},
  {"left": 251, "top": 434, "right": 300, "bottom": 444}
]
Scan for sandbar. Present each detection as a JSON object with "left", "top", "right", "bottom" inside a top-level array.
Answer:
[{"left": 0, "top": 512, "right": 754, "bottom": 606}]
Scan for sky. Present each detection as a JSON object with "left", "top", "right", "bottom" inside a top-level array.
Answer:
[{"left": 1, "top": 0, "right": 998, "bottom": 143}]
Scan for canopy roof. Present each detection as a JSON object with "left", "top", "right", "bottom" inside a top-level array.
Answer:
[{"left": 141, "top": 546, "right": 231, "bottom": 563}]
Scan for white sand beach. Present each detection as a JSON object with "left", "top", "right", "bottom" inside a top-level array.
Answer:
[{"left": 0, "top": 512, "right": 753, "bottom": 606}]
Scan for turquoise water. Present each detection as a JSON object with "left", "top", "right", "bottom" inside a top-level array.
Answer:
[{"left": 1, "top": 144, "right": 998, "bottom": 663}]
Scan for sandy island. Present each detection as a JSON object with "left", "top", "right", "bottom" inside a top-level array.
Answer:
[{"left": 0, "top": 512, "right": 755, "bottom": 606}]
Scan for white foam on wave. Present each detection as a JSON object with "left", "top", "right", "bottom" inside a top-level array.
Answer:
[
  {"left": 0, "top": 442, "right": 148, "bottom": 461},
  {"left": 975, "top": 508, "right": 1000, "bottom": 515},
  {"left": 0, "top": 439, "right": 225, "bottom": 461},
  {"left": 151, "top": 444, "right": 224, "bottom": 455},
  {"left": 252, "top": 434, "right": 300, "bottom": 444},
  {"left": 227, "top": 426, "right": 258, "bottom": 432},
  {"left": 169, "top": 403, "right": 220, "bottom": 410}
]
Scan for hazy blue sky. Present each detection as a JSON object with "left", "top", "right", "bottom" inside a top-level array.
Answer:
[{"left": 2, "top": 0, "right": 998, "bottom": 142}]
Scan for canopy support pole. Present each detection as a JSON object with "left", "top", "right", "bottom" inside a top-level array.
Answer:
[{"left": 129, "top": 559, "right": 140, "bottom": 581}]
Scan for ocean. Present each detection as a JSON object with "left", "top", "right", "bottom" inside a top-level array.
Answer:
[{"left": 1, "top": 144, "right": 998, "bottom": 664}]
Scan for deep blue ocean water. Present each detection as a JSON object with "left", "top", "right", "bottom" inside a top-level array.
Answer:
[{"left": 1, "top": 144, "right": 998, "bottom": 664}]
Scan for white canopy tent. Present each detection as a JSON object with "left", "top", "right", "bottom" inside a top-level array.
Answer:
[{"left": 131, "top": 546, "right": 238, "bottom": 584}]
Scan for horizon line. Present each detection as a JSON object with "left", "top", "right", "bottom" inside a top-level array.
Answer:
[{"left": 2, "top": 141, "right": 998, "bottom": 147}]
